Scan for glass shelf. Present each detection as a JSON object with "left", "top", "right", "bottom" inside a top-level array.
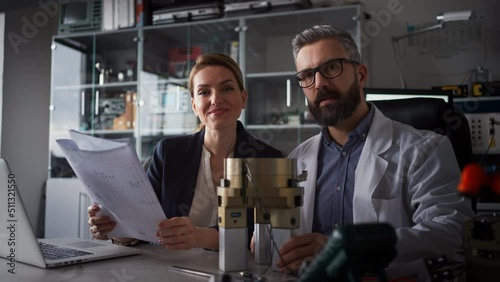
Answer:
[{"left": 54, "top": 81, "right": 138, "bottom": 91}]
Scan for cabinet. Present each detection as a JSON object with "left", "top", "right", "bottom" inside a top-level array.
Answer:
[
  {"left": 46, "top": 4, "right": 364, "bottom": 237},
  {"left": 49, "top": 29, "right": 141, "bottom": 177},
  {"left": 48, "top": 4, "right": 364, "bottom": 178}
]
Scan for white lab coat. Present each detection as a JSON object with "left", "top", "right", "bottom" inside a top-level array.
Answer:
[{"left": 289, "top": 106, "right": 475, "bottom": 277}]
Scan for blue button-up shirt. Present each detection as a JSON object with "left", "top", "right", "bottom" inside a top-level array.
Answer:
[{"left": 312, "top": 104, "right": 375, "bottom": 235}]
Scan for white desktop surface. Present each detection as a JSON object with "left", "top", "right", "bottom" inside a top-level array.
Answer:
[{"left": 0, "top": 243, "right": 286, "bottom": 282}]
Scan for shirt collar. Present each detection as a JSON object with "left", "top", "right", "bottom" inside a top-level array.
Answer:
[{"left": 355, "top": 103, "right": 375, "bottom": 140}]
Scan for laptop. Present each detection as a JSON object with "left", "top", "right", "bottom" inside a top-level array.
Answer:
[{"left": 0, "top": 159, "right": 142, "bottom": 268}]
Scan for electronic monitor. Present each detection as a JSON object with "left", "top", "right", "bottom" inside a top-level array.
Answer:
[{"left": 58, "top": 0, "right": 102, "bottom": 34}]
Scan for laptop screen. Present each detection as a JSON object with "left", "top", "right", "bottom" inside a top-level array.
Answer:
[{"left": 0, "top": 159, "right": 48, "bottom": 268}]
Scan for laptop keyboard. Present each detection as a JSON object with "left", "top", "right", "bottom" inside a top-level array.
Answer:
[{"left": 39, "top": 242, "right": 93, "bottom": 260}]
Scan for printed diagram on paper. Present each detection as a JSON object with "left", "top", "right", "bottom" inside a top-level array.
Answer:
[{"left": 56, "top": 130, "right": 166, "bottom": 243}]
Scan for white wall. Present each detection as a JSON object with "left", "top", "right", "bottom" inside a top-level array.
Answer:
[
  {"left": 1, "top": 5, "right": 56, "bottom": 236},
  {"left": 358, "top": 0, "right": 499, "bottom": 88}
]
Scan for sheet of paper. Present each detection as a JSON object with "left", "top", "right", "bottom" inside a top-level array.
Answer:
[{"left": 56, "top": 130, "right": 166, "bottom": 243}]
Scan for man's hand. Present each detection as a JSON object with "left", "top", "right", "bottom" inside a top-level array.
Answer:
[
  {"left": 276, "top": 233, "right": 329, "bottom": 273},
  {"left": 157, "top": 217, "right": 196, "bottom": 250}
]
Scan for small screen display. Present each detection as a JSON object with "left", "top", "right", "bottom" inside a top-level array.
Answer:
[{"left": 62, "top": 2, "right": 88, "bottom": 24}]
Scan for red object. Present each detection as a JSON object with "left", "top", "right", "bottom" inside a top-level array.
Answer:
[
  {"left": 168, "top": 46, "right": 203, "bottom": 78},
  {"left": 135, "top": 0, "right": 151, "bottom": 27},
  {"left": 458, "top": 163, "right": 487, "bottom": 195}
]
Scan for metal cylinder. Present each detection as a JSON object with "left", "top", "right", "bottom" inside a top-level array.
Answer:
[
  {"left": 271, "top": 228, "right": 293, "bottom": 272},
  {"left": 254, "top": 223, "right": 271, "bottom": 265},
  {"left": 219, "top": 227, "right": 247, "bottom": 272}
]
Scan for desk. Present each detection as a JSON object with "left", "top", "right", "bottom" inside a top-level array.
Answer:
[{"left": 0, "top": 244, "right": 287, "bottom": 282}]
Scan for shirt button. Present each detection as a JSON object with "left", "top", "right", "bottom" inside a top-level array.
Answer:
[
  {"left": 362, "top": 133, "right": 367, "bottom": 138},
  {"left": 334, "top": 223, "right": 339, "bottom": 228},
  {"left": 336, "top": 186, "right": 341, "bottom": 191},
  {"left": 342, "top": 152, "right": 347, "bottom": 156}
]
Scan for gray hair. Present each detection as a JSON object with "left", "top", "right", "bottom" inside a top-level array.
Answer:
[{"left": 292, "top": 25, "right": 361, "bottom": 63}]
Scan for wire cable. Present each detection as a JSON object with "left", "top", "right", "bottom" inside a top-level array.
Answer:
[
  {"left": 243, "top": 161, "right": 273, "bottom": 278},
  {"left": 461, "top": 69, "right": 473, "bottom": 86},
  {"left": 478, "top": 136, "right": 494, "bottom": 165},
  {"left": 478, "top": 118, "right": 497, "bottom": 164}
]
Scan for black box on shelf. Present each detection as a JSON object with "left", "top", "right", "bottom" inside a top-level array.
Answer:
[
  {"left": 152, "top": 1, "right": 224, "bottom": 25},
  {"left": 150, "top": 0, "right": 220, "bottom": 9},
  {"left": 224, "top": 0, "right": 312, "bottom": 15}
]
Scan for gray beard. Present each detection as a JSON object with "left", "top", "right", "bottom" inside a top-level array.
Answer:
[{"left": 308, "top": 80, "right": 361, "bottom": 127}]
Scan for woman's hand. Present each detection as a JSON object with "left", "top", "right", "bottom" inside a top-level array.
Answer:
[
  {"left": 156, "top": 217, "right": 198, "bottom": 250},
  {"left": 87, "top": 204, "right": 116, "bottom": 240}
]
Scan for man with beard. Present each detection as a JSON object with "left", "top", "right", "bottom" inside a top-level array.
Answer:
[{"left": 274, "top": 25, "right": 475, "bottom": 278}]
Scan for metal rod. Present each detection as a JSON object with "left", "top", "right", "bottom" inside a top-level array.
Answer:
[
  {"left": 169, "top": 265, "right": 215, "bottom": 278},
  {"left": 391, "top": 23, "right": 443, "bottom": 41}
]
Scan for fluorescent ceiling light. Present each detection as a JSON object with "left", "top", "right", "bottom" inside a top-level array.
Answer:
[{"left": 436, "top": 10, "right": 475, "bottom": 22}]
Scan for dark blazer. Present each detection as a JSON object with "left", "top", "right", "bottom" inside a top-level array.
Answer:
[{"left": 147, "top": 121, "right": 283, "bottom": 238}]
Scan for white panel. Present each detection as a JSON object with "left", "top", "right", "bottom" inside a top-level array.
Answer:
[
  {"left": 465, "top": 113, "right": 500, "bottom": 154},
  {"left": 45, "top": 178, "right": 92, "bottom": 239}
]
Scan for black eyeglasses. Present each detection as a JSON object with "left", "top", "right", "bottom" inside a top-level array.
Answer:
[{"left": 295, "top": 58, "right": 360, "bottom": 88}]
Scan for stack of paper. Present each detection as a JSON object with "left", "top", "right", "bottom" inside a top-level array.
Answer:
[{"left": 56, "top": 130, "right": 166, "bottom": 243}]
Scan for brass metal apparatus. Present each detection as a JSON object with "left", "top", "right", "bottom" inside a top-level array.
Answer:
[{"left": 217, "top": 158, "right": 306, "bottom": 272}]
